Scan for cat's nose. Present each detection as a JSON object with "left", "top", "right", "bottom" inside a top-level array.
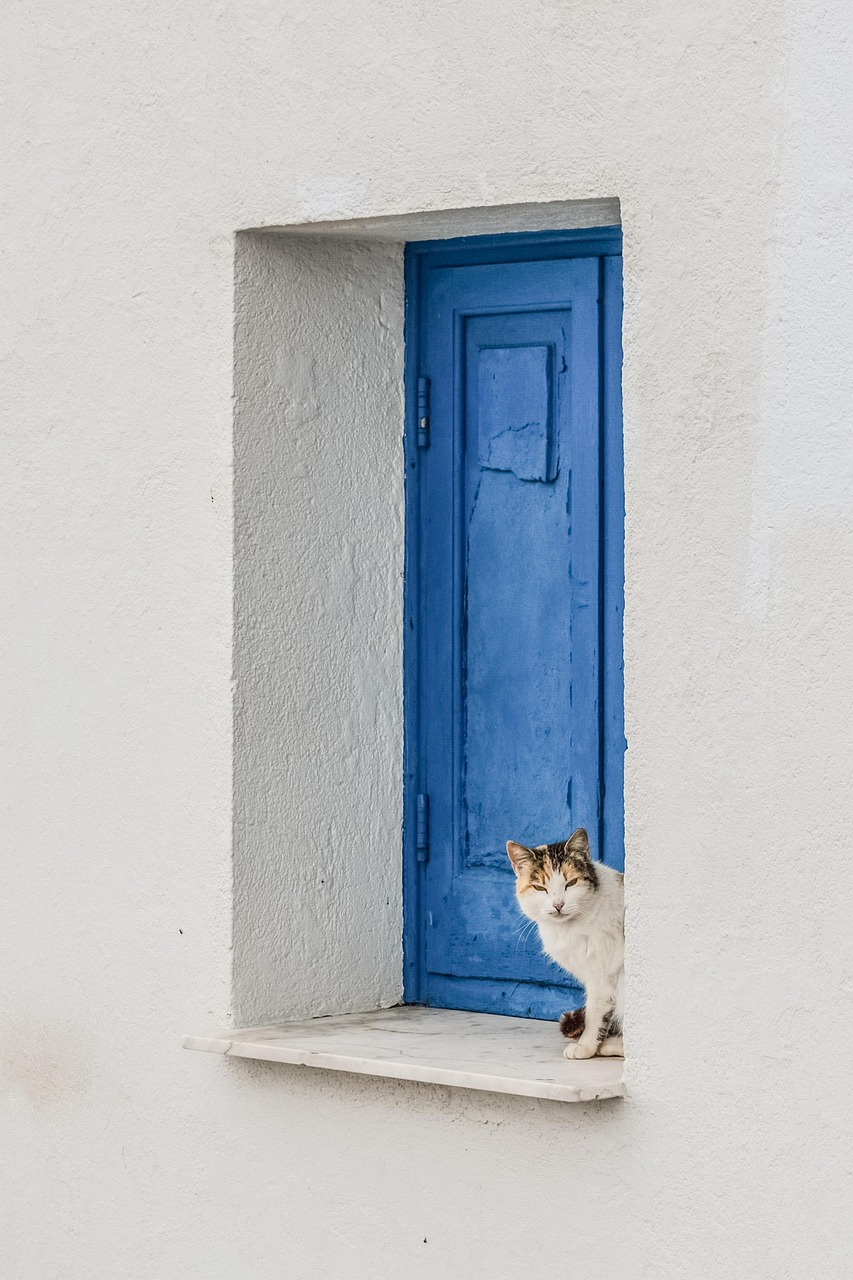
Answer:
[{"left": 553, "top": 900, "right": 565, "bottom": 913}]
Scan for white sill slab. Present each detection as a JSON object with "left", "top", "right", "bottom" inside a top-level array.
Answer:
[{"left": 183, "top": 1005, "right": 624, "bottom": 1103}]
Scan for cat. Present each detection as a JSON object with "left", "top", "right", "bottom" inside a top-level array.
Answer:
[{"left": 506, "top": 828, "right": 624, "bottom": 1059}]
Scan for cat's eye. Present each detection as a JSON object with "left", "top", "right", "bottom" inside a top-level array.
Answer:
[{"left": 532, "top": 884, "right": 547, "bottom": 891}]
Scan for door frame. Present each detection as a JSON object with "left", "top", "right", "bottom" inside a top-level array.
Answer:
[{"left": 402, "top": 226, "right": 624, "bottom": 1005}]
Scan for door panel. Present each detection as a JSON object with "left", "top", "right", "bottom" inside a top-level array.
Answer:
[
  {"left": 463, "top": 310, "right": 573, "bottom": 874},
  {"left": 406, "top": 236, "right": 622, "bottom": 1020}
]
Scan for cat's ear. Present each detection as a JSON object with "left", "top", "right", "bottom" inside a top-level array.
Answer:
[
  {"left": 566, "top": 828, "right": 591, "bottom": 860},
  {"left": 506, "top": 841, "right": 534, "bottom": 876}
]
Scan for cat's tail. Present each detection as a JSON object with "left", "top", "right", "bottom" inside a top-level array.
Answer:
[
  {"left": 559, "top": 1007, "right": 622, "bottom": 1039},
  {"left": 559, "top": 1008, "right": 585, "bottom": 1039}
]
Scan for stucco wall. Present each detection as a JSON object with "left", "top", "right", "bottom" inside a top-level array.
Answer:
[
  {"left": 3, "top": 1, "right": 853, "bottom": 1277},
  {"left": 233, "top": 231, "right": 405, "bottom": 1025}
]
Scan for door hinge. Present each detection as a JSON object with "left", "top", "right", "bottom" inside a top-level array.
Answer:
[
  {"left": 417, "top": 376, "right": 430, "bottom": 449},
  {"left": 416, "top": 792, "right": 430, "bottom": 861}
]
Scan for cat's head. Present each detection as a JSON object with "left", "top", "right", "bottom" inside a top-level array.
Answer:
[{"left": 506, "top": 828, "right": 598, "bottom": 924}]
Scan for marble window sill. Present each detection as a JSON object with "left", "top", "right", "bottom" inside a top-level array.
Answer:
[{"left": 183, "top": 1005, "right": 624, "bottom": 1103}]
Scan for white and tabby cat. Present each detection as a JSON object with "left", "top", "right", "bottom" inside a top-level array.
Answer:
[{"left": 507, "top": 828, "right": 624, "bottom": 1059}]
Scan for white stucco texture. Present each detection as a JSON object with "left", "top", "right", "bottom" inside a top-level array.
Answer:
[
  {"left": 3, "top": 1, "right": 853, "bottom": 1277},
  {"left": 233, "top": 231, "right": 405, "bottom": 1024}
]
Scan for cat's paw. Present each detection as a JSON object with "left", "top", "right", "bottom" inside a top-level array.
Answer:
[{"left": 563, "top": 1041, "right": 597, "bottom": 1060}]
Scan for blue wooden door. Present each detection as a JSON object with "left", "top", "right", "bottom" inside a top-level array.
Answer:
[{"left": 404, "top": 229, "right": 623, "bottom": 1020}]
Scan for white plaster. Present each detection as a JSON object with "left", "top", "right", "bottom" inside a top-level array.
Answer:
[
  {"left": 259, "top": 196, "right": 621, "bottom": 240},
  {"left": 183, "top": 1006, "right": 625, "bottom": 1103},
  {"left": 4, "top": 0, "right": 853, "bottom": 1276},
  {"left": 233, "top": 232, "right": 405, "bottom": 1024}
]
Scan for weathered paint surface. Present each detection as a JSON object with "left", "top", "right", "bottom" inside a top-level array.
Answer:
[
  {"left": 3, "top": 1, "right": 853, "bottom": 1277},
  {"left": 408, "top": 237, "right": 622, "bottom": 1019}
]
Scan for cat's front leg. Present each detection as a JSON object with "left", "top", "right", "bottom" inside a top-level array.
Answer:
[
  {"left": 597, "top": 1035, "right": 623, "bottom": 1057},
  {"left": 563, "top": 989, "right": 615, "bottom": 1060}
]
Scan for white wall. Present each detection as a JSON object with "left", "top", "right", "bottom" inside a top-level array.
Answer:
[
  {"left": 233, "top": 231, "right": 405, "bottom": 1025},
  {"left": 3, "top": 1, "right": 853, "bottom": 1277}
]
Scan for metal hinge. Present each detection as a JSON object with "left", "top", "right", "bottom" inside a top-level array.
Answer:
[
  {"left": 417, "top": 376, "right": 430, "bottom": 449},
  {"left": 416, "top": 792, "right": 430, "bottom": 861}
]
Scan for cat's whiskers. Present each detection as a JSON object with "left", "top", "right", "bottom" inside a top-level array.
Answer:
[
  {"left": 511, "top": 917, "right": 537, "bottom": 938},
  {"left": 513, "top": 917, "right": 539, "bottom": 951}
]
